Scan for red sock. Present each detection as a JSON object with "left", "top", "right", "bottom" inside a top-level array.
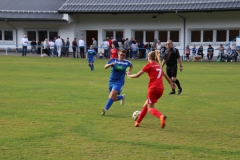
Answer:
[
  {"left": 149, "top": 108, "right": 162, "bottom": 118},
  {"left": 136, "top": 106, "right": 148, "bottom": 124}
]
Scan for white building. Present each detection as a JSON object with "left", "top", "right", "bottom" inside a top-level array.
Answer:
[{"left": 0, "top": 0, "right": 240, "bottom": 56}]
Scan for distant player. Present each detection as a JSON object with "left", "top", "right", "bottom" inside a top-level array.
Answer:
[
  {"left": 127, "top": 50, "right": 175, "bottom": 128},
  {"left": 101, "top": 50, "right": 133, "bottom": 115},
  {"left": 86, "top": 45, "right": 96, "bottom": 71}
]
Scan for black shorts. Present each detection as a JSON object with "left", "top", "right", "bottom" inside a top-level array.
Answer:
[{"left": 166, "top": 65, "right": 177, "bottom": 78}]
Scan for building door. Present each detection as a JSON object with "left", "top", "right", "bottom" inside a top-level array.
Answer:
[{"left": 86, "top": 30, "right": 98, "bottom": 49}]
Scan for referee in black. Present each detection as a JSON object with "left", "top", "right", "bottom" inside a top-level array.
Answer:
[{"left": 162, "top": 40, "right": 183, "bottom": 95}]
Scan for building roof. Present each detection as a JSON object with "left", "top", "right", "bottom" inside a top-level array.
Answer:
[
  {"left": 58, "top": 0, "right": 240, "bottom": 13},
  {"left": 0, "top": 0, "right": 66, "bottom": 21}
]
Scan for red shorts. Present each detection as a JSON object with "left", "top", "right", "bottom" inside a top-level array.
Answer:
[{"left": 147, "top": 88, "right": 163, "bottom": 104}]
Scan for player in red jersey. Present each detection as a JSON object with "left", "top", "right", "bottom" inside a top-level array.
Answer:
[
  {"left": 110, "top": 44, "right": 118, "bottom": 59},
  {"left": 127, "top": 50, "right": 175, "bottom": 128}
]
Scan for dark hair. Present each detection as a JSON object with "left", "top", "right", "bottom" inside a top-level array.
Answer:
[{"left": 119, "top": 49, "right": 127, "bottom": 55}]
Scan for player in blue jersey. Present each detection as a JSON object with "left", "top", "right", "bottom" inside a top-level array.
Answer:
[
  {"left": 101, "top": 50, "right": 133, "bottom": 115},
  {"left": 86, "top": 45, "right": 97, "bottom": 71}
]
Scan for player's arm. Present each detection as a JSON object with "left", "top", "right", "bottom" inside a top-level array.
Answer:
[
  {"left": 85, "top": 53, "right": 88, "bottom": 59},
  {"left": 161, "top": 59, "right": 166, "bottom": 68},
  {"left": 104, "top": 61, "right": 116, "bottom": 69},
  {"left": 128, "top": 70, "right": 144, "bottom": 78},
  {"left": 163, "top": 72, "right": 175, "bottom": 89}
]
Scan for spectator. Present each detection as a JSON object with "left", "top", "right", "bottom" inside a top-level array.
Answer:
[
  {"left": 191, "top": 45, "right": 197, "bottom": 61},
  {"left": 101, "top": 39, "right": 109, "bottom": 58},
  {"left": 145, "top": 42, "right": 152, "bottom": 60},
  {"left": 55, "top": 36, "right": 63, "bottom": 57},
  {"left": 110, "top": 44, "right": 118, "bottom": 59},
  {"left": 30, "top": 39, "right": 37, "bottom": 54},
  {"left": 160, "top": 44, "right": 167, "bottom": 61},
  {"left": 79, "top": 38, "right": 85, "bottom": 58},
  {"left": 65, "top": 38, "right": 70, "bottom": 57},
  {"left": 232, "top": 46, "right": 239, "bottom": 62},
  {"left": 37, "top": 41, "right": 42, "bottom": 54},
  {"left": 131, "top": 40, "right": 138, "bottom": 59},
  {"left": 49, "top": 39, "right": 55, "bottom": 57},
  {"left": 207, "top": 44, "right": 214, "bottom": 61},
  {"left": 185, "top": 45, "right": 190, "bottom": 61},
  {"left": 226, "top": 46, "right": 232, "bottom": 62},
  {"left": 21, "top": 35, "right": 28, "bottom": 56},
  {"left": 197, "top": 45, "right": 204, "bottom": 61},
  {"left": 138, "top": 40, "right": 145, "bottom": 58},
  {"left": 72, "top": 38, "right": 78, "bottom": 58},
  {"left": 124, "top": 38, "right": 130, "bottom": 59},
  {"left": 156, "top": 40, "right": 161, "bottom": 50},
  {"left": 43, "top": 38, "right": 49, "bottom": 56},
  {"left": 113, "top": 39, "right": 119, "bottom": 50},
  {"left": 216, "top": 44, "right": 226, "bottom": 62},
  {"left": 92, "top": 37, "right": 98, "bottom": 53}
]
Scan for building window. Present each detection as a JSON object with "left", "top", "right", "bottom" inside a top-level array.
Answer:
[
  {"left": 170, "top": 31, "right": 179, "bottom": 42},
  {"left": 0, "top": 30, "right": 2, "bottom": 40},
  {"left": 203, "top": 30, "right": 213, "bottom": 42},
  {"left": 191, "top": 31, "right": 201, "bottom": 42},
  {"left": 27, "top": 31, "right": 36, "bottom": 41},
  {"left": 4, "top": 31, "right": 13, "bottom": 41},
  {"left": 49, "top": 31, "right": 58, "bottom": 41},
  {"left": 135, "top": 31, "right": 143, "bottom": 42},
  {"left": 116, "top": 31, "right": 123, "bottom": 42},
  {"left": 159, "top": 31, "right": 168, "bottom": 42},
  {"left": 229, "top": 30, "right": 239, "bottom": 41},
  {"left": 216, "top": 30, "right": 226, "bottom": 42},
  {"left": 106, "top": 31, "right": 113, "bottom": 39},
  {"left": 146, "top": 31, "right": 155, "bottom": 42}
]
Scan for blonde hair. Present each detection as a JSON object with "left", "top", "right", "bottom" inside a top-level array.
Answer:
[{"left": 148, "top": 50, "right": 161, "bottom": 66}]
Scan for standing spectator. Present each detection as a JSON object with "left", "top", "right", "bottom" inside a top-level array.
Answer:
[
  {"left": 226, "top": 46, "right": 232, "bottom": 62},
  {"left": 110, "top": 44, "right": 118, "bottom": 59},
  {"left": 101, "top": 50, "right": 133, "bottom": 116},
  {"left": 191, "top": 45, "right": 197, "bottom": 61},
  {"left": 207, "top": 44, "right": 214, "bottom": 61},
  {"left": 43, "top": 38, "right": 49, "bottom": 56},
  {"left": 162, "top": 39, "right": 183, "bottom": 95},
  {"left": 216, "top": 44, "right": 226, "bottom": 62},
  {"left": 197, "top": 45, "right": 204, "bottom": 61},
  {"left": 131, "top": 40, "right": 138, "bottom": 59},
  {"left": 185, "top": 45, "right": 190, "bottom": 61},
  {"left": 101, "top": 39, "right": 109, "bottom": 58},
  {"left": 55, "top": 36, "right": 62, "bottom": 57},
  {"left": 113, "top": 39, "right": 119, "bottom": 50},
  {"left": 92, "top": 37, "right": 98, "bottom": 54},
  {"left": 72, "top": 38, "right": 78, "bottom": 58},
  {"left": 53, "top": 37, "right": 57, "bottom": 56},
  {"left": 37, "top": 41, "right": 42, "bottom": 54},
  {"left": 127, "top": 50, "right": 175, "bottom": 128},
  {"left": 61, "top": 38, "right": 65, "bottom": 57},
  {"left": 49, "top": 39, "right": 55, "bottom": 57},
  {"left": 65, "top": 37, "right": 70, "bottom": 57},
  {"left": 138, "top": 40, "right": 145, "bottom": 58},
  {"left": 86, "top": 45, "right": 96, "bottom": 71},
  {"left": 129, "top": 38, "right": 133, "bottom": 58},
  {"left": 232, "top": 46, "right": 239, "bottom": 62},
  {"left": 145, "top": 42, "right": 152, "bottom": 60},
  {"left": 156, "top": 40, "right": 161, "bottom": 50},
  {"left": 79, "top": 38, "right": 85, "bottom": 58},
  {"left": 21, "top": 35, "right": 28, "bottom": 56},
  {"left": 123, "top": 38, "right": 130, "bottom": 58},
  {"left": 160, "top": 44, "right": 167, "bottom": 61},
  {"left": 30, "top": 39, "right": 37, "bottom": 54}
]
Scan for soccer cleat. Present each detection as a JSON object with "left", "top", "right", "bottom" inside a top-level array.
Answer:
[
  {"left": 169, "top": 91, "right": 176, "bottom": 95},
  {"left": 134, "top": 122, "right": 140, "bottom": 127},
  {"left": 101, "top": 107, "right": 106, "bottom": 116},
  {"left": 160, "top": 115, "right": 167, "bottom": 128},
  {"left": 120, "top": 94, "right": 126, "bottom": 105},
  {"left": 178, "top": 88, "right": 183, "bottom": 95}
]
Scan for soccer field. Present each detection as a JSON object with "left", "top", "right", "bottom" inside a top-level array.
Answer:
[{"left": 0, "top": 56, "right": 239, "bottom": 160}]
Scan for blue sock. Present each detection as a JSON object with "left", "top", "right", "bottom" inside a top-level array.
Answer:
[
  {"left": 117, "top": 95, "right": 123, "bottom": 101},
  {"left": 105, "top": 98, "right": 114, "bottom": 110}
]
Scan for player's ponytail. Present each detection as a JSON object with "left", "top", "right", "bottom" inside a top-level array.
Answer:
[{"left": 148, "top": 50, "right": 161, "bottom": 66}]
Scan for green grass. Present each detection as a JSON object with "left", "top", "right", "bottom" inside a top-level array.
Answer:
[{"left": 0, "top": 56, "right": 240, "bottom": 160}]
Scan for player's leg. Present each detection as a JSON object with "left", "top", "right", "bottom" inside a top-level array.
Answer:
[
  {"left": 135, "top": 100, "right": 148, "bottom": 127},
  {"left": 167, "top": 66, "right": 175, "bottom": 94}
]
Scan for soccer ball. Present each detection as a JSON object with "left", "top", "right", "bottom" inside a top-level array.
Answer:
[{"left": 132, "top": 110, "right": 141, "bottom": 121}]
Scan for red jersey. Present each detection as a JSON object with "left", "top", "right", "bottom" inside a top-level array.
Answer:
[
  {"left": 108, "top": 40, "right": 113, "bottom": 49},
  {"left": 110, "top": 48, "right": 118, "bottom": 59},
  {"left": 142, "top": 62, "right": 164, "bottom": 90}
]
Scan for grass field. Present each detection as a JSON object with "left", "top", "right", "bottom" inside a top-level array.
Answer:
[{"left": 0, "top": 56, "right": 240, "bottom": 160}]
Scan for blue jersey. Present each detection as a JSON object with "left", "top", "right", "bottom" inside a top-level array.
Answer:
[
  {"left": 87, "top": 49, "right": 96, "bottom": 59},
  {"left": 107, "top": 58, "right": 132, "bottom": 84}
]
